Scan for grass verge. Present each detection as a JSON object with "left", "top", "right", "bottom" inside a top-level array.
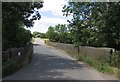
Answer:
[{"left": 45, "top": 40, "right": 120, "bottom": 78}]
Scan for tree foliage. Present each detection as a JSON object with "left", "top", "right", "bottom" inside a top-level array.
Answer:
[
  {"left": 2, "top": 2, "right": 43, "bottom": 50},
  {"left": 33, "top": 31, "right": 47, "bottom": 38},
  {"left": 62, "top": 2, "right": 120, "bottom": 50},
  {"left": 16, "top": 27, "right": 32, "bottom": 47},
  {"left": 46, "top": 24, "right": 73, "bottom": 44}
]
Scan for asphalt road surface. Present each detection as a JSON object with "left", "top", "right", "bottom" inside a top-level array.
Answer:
[{"left": 3, "top": 38, "right": 118, "bottom": 80}]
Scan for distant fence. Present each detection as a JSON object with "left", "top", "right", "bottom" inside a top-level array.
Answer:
[
  {"left": 2, "top": 44, "right": 33, "bottom": 77},
  {"left": 46, "top": 41, "right": 114, "bottom": 60}
]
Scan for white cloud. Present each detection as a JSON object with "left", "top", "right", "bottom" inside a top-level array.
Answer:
[
  {"left": 29, "top": 16, "right": 69, "bottom": 33},
  {"left": 28, "top": 0, "right": 72, "bottom": 33},
  {"left": 41, "top": 0, "right": 67, "bottom": 17},
  {"left": 40, "top": 16, "right": 68, "bottom": 24}
]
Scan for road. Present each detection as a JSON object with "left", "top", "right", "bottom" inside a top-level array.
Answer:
[{"left": 3, "top": 38, "right": 118, "bottom": 80}]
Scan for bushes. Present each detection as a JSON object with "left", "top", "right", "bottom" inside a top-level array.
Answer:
[
  {"left": 3, "top": 27, "right": 32, "bottom": 51},
  {"left": 16, "top": 27, "right": 32, "bottom": 47},
  {"left": 108, "top": 51, "right": 120, "bottom": 68}
]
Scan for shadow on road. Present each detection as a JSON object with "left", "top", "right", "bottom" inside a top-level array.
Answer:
[
  {"left": 33, "top": 44, "right": 41, "bottom": 46},
  {"left": 3, "top": 52, "right": 85, "bottom": 80},
  {"left": 24, "top": 52, "right": 84, "bottom": 80}
]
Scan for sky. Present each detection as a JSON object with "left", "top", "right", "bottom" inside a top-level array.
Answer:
[{"left": 26, "top": 0, "right": 71, "bottom": 34}]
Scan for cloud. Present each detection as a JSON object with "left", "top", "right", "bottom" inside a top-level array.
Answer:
[
  {"left": 27, "top": 0, "right": 72, "bottom": 33},
  {"left": 40, "top": 16, "right": 69, "bottom": 24},
  {"left": 28, "top": 16, "right": 69, "bottom": 33},
  {"left": 41, "top": 0, "right": 67, "bottom": 17}
]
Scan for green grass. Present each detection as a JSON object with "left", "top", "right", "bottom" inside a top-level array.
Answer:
[
  {"left": 69, "top": 51, "right": 119, "bottom": 77},
  {"left": 77, "top": 53, "right": 119, "bottom": 77},
  {"left": 73, "top": 52, "right": 119, "bottom": 77}
]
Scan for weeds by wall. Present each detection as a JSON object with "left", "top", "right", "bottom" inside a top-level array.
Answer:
[{"left": 46, "top": 41, "right": 120, "bottom": 77}]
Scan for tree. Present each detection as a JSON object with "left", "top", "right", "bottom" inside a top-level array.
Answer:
[
  {"left": 46, "top": 26, "right": 57, "bottom": 42},
  {"left": 39, "top": 33, "right": 47, "bottom": 38},
  {"left": 2, "top": 2, "right": 43, "bottom": 50},
  {"left": 100, "top": 3, "right": 120, "bottom": 50},
  {"left": 54, "top": 24, "right": 68, "bottom": 43},
  {"left": 33, "top": 31, "right": 47, "bottom": 38},
  {"left": 62, "top": 2, "right": 92, "bottom": 52},
  {"left": 46, "top": 24, "right": 72, "bottom": 43},
  {"left": 16, "top": 27, "right": 32, "bottom": 47},
  {"left": 62, "top": 2, "right": 120, "bottom": 50},
  {"left": 33, "top": 31, "right": 40, "bottom": 38}
]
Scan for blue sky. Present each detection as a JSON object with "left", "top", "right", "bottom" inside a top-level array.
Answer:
[{"left": 27, "top": 0, "right": 72, "bottom": 33}]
